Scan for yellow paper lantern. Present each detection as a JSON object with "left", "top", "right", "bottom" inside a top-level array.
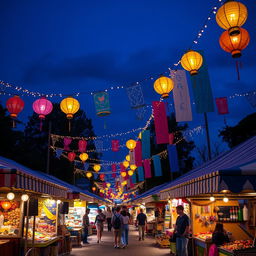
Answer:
[
  {"left": 216, "top": 1, "right": 248, "bottom": 36},
  {"left": 100, "top": 189, "right": 104, "bottom": 193},
  {"left": 153, "top": 76, "right": 174, "bottom": 98},
  {"left": 86, "top": 172, "right": 92, "bottom": 179},
  {"left": 130, "top": 164, "right": 137, "bottom": 171},
  {"left": 92, "top": 187, "right": 96, "bottom": 192},
  {"left": 106, "top": 183, "right": 111, "bottom": 188},
  {"left": 93, "top": 164, "right": 101, "bottom": 172},
  {"left": 123, "top": 160, "right": 129, "bottom": 168},
  {"left": 79, "top": 153, "right": 88, "bottom": 162},
  {"left": 126, "top": 139, "right": 136, "bottom": 151},
  {"left": 121, "top": 180, "right": 127, "bottom": 186},
  {"left": 121, "top": 171, "right": 127, "bottom": 178},
  {"left": 125, "top": 155, "right": 130, "bottom": 162},
  {"left": 128, "top": 170, "right": 134, "bottom": 176},
  {"left": 60, "top": 97, "right": 80, "bottom": 119},
  {"left": 181, "top": 50, "right": 203, "bottom": 76}
]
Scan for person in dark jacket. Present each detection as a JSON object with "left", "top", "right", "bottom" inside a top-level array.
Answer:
[{"left": 212, "top": 223, "right": 229, "bottom": 246}]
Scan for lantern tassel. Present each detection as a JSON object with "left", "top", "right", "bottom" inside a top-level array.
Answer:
[{"left": 236, "top": 60, "right": 240, "bottom": 81}]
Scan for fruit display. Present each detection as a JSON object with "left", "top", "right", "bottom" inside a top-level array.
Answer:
[
  {"left": 155, "top": 233, "right": 171, "bottom": 247},
  {"left": 220, "top": 240, "right": 253, "bottom": 252},
  {"left": 194, "top": 232, "right": 213, "bottom": 241}
]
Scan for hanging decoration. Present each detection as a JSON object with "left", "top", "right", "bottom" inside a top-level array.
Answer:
[
  {"left": 92, "top": 187, "right": 96, "bottom": 192},
  {"left": 216, "top": 97, "right": 229, "bottom": 115},
  {"left": 169, "top": 133, "right": 174, "bottom": 145},
  {"left": 216, "top": 0, "right": 248, "bottom": 36},
  {"left": 135, "top": 105, "right": 147, "bottom": 120},
  {"left": 123, "top": 161, "right": 129, "bottom": 169},
  {"left": 121, "top": 171, "right": 127, "bottom": 178},
  {"left": 93, "top": 91, "right": 111, "bottom": 116},
  {"left": 137, "top": 166, "right": 144, "bottom": 182},
  {"left": 32, "top": 97, "right": 53, "bottom": 130},
  {"left": 63, "top": 137, "right": 72, "bottom": 151},
  {"left": 84, "top": 162, "right": 89, "bottom": 171},
  {"left": 68, "top": 152, "right": 76, "bottom": 162},
  {"left": 130, "top": 164, "right": 137, "bottom": 171},
  {"left": 152, "top": 155, "right": 162, "bottom": 177},
  {"left": 111, "top": 164, "right": 117, "bottom": 178},
  {"left": 79, "top": 153, "right": 89, "bottom": 162},
  {"left": 99, "top": 174, "right": 105, "bottom": 181},
  {"left": 171, "top": 70, "right": 193, "bottom": 122},
  {"left": 181, "top": 50, "right": 203, "bottom": 76},
  {"left": 86, "top": 172, "right": 93, "bottom": 179},
  {"left": 142, "top": 130, "right": 151, "bottom": 160},
  {"left": 55, "top": 149, "right": 63, "bottom": 159},
  {"left": 78, "top": 140, "right": 87, "bottom": 153},
  {"left": 95, "top": 140, "right": 103, "bottom": 153},
  {"left": 126, "top": 83, "right": 145, "bottom": 109},
  {"left": 111, "top": 140, "right": 119, "bottom": 152},
  {"left": 143, "top": 159, "right": 152, "bottom": 179},
  {"left": 126, "top": 139, "right": 136, "bottom": 151},
  {"left": 6, "top": 95, "right": 25, "bottom": 127},
  {"left": 152, "top": 101, "right": 169, "bottom": 144},
  {"left": 167, "top": 145, "right": 180, "bottom": 173},
  {"left": 125, "top": 155, "right": 130, "bottom": 162},
  {"left": 134, "top": 141, "right": 142, "bottom": 167},
  {"left": 153, "top": 76, "right": 174, "bottom": 98},
  {"left": 128, "top": 170, "right": 134, "bottom": 176},
  {"left": 245, "top": 91, "right": 256, "bottom": 108},
  {"left": 60, "top": 97, "right": 80, "bottom": 131},
  {"left": 93, "top": 164, "right": 101, "bottom": 172}
]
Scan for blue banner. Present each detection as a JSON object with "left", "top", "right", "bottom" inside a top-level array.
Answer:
[
  {"left": 152, "top": 155, "right": 162, "bottom": 177},
  {"left": 167, "top": 145, "right": 180, "bottom": 173},
  {"left": 93, "top": 91, "right": 111, "bottom": 116},
  {"left": 131, "top": 172, "right": 137, "bottom": 184},
  {"left": 56, "top": 149, "right": 63, "bottom": 159},
  {"left": 142, "top": 130, "right": 151, "bottom": 159},
  {"left": 190, "top": 52, "right": 214, "bottom": 114},
  {"left": 137, "top": 166, "right": 144, "bottom": 182}
]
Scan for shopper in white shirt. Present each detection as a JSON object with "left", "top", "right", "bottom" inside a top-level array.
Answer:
[{"left": 105, "top": 207, "right": 113, "bottom": 231}]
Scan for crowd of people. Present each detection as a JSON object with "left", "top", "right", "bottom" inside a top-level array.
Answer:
[{"left": 82, "top": 205, "right": 147, "bottom": 249}]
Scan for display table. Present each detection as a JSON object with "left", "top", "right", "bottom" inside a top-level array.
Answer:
[{"left": 194, "top": 237, "right": 212, "bottom": 256}]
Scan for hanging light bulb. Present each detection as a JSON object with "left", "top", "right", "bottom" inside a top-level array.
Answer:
[
  {"left": 126, "top": 139, "right": 136, "bottom": 151},
  {"left": 210, "top": 196, "right": 215, "bottom": 202},
  {"left": 121, "top": 171, "right": 127, "bottom": 178},
  {"left": 123, "top": 160, "right": 129, "bottom": 168},
  {"left": 93, "top": 164, "right": 101, "bottom": 172},
  {"left": 79, "top": 153, "right": 89, "bottom": 162},
  {"left": 128, "top": 170, "right": 134, "bottom": 176},
  {"left": 21, "top": 194, "right": 29, "bottom": 201},
  {"left": 86, "top": 172, "right": 93, "bottom": 179},
  {"left": 223, "top": 196, "right": 229, "bottom": 203},
  {"left": 130, "top": 164, "right": 137, "bottom": 171},
  {"left": 7, "top": 192, "right": 15, "bottom": 200}
]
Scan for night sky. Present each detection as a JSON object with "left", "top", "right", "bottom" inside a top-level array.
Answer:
[{"left": 0, "top": 0, "right": 255, "bottom": 166}]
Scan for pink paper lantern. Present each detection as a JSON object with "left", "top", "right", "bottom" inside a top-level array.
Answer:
[
  {"left": 32, "top": 97, "right": 53, "bottom": 119},
  {"left": 78, "top": 140, "right": 87, "bottom": 153}
]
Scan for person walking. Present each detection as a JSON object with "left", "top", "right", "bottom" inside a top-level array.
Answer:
[
  {"left": 173, "top": 205, "right": 190, "bottom": 256},
  {"left": 136, "top": 208, "right": 147, "bottom": 241},
  {"left": 121, "top": 209, "right": 130, "bottom": 248},
  {"left": 95, "top": 209, "right": 106, "bottom": 243},
  {"left": 105, "top": 207, "right": 113, "bottom": 232},
  {"left": 82, "top": 208, "right": 90, "bottom": 244},
  {"left": 111, "top": 206, "right": 123, "bottom": 248}
]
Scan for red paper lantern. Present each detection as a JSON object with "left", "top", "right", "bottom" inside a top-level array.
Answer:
[
  {"left": 32, "top": 97, "right": 53, "bottom": 119},
  {"left": 68, "top": 152, "right": 76, "bottom": 162},
  {"left": 6, "top": 96, "right": 24, "bottom": 127},
  {"left": 78, "top": 140, "right": 87, "bottom": 153},
  {"left": 99, "top": 174, "right": 105, "bottom": 181},
  {"left": 1, "top": 201, "right": 11, "bottom": 211}
]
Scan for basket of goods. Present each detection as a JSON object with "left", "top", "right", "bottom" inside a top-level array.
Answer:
[
  {"left": 220, "top": 240, "right": 255, "bottom": 255},
  {"left": 155, "top": 234, "right": 170, "bottom": 248}
]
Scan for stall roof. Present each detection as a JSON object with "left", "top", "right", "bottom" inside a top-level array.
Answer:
[{"left": 159, "top": 136, "right": 256, "bottom": 198}]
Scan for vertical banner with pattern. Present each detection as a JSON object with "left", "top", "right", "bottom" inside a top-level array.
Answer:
[
  {"left": 93, "top": 91, "right": 111, "bottom": 116},
  {"left": 138, "top": 166, "right": 144, "bottom": 182},
  {"left": 111, "top": 140, "right": 119, "bottom": 152},
  {"left": 167, "top": 145, "right": 180, "bottom": 173},
  {"left": 126, "top": 84, "right": 145, "bottom": 109},
  {"left": 142, "top": 130, "right": 150, "bottom": 159},
  {"left": 152, "top": 101, "right": 169, "bottom": 144},
  {"left": 172, "top": 70, "right": 193, "bottom": 122},
  {"left": 190, "top": 54, "right": 215, "bottom": 113},
  {"left": 143, "top": 159, "right": 151, "bottom": 179},
  {"left": 95, "top": 140, "right": 103, "bottom": 152},
  {"left": 216, "top": 97, "right": 229, "bottom": 115},
  {"left": 129, "top": 150, "right": 135, "bottom": 165},
  {"left": 111, "top": 164, "right": 117, "bottom": 178},
  {"left": 135, "top": 141, "right": 142, "bottom": 167},
  {"left": 152, "top": 155, "right": 162, "bottom": 177}
]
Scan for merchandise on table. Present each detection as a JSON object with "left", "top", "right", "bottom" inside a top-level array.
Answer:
[
  {"left": 155, "top": 233, "right": 171, "bottom": 248},
  {"left": 65, "top": 207, "right": 85, "bottom": 227},
  {"left": 194, "top": 232, "right": 213, "bottom": 241},
  {"left": 220, "top": 240, "right": 254, "bottom": 251}
]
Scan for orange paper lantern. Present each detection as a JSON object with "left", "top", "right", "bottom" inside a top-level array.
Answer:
[{"left": 1, "top": 201, "right": 11, "bottom": 211}]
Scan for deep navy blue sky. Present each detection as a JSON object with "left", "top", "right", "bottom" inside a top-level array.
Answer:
[{"left": 0, "top": 0, "right": 255, "bottom": 165}]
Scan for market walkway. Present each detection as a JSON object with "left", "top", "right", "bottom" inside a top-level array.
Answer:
[{"left": 70, "top": 227, "right": 170, "bottom": 256}]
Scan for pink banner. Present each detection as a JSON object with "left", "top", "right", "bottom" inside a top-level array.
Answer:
[
  {"left": 111, "top": 164, "right": 117, "bottom": 178},
  {"left": 143, "top": 159, "right": 151, "bottom": 179},
  {"left": 135, "top": 141, "right": 142, "bottom": 167},
  {"left": 120, "top": 163, "right": 125, "bottom": 172},
  {"left": 130, "top": 177, "right": 134, "bottom": 188},
  {"left": 111, "top": 140, "right": 119, "bottom": 152},
  {"left": 216, "top": 97, "right": 229, "bottom": 115},
  {"left": 152, "top": 101, "right": 169, "bottom": 144},
  {"left": 169, "top": 133, "right": 174, "bottom": 144}
]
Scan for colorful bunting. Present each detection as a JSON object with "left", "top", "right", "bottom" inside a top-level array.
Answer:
[
  {"left": 111, "top": 164, "right": 117, "bottom": 178},
  {"left": 216, "top": 97, "right": 229, "bottom": 115},
  {"left": 142, "top": 130, "right": 151, "bottom": 159},
  {"left": 111, "top": 140, "right": 119, "bottom": 152},
  {"left": 152, "top": 155, "right": 162, "bottom": 177},
  {"left": 78, "top": 140, "right": 87, "bottom": 152},
  {"left": 137, "top": 166, "right": 144, "bottom": 182},
  {"left": 63, "top": 137, "right": 72, "bottom": 151},
  {"left": 143, "top": 159, "right": 151, "bottom": 179},
  {"left": 167, "top": 145, "right": 180, "bottom": 173},
  {"left": 129, "top": 150, "right": 135, "bottom": 165},
  {"left": 169, "top": 133, "right": 174, "bottom": 145},
  {"left": 56, "top": 148, "right": 63, "bottom": 159},
  {"left": 135, "top": 141, "right": 142, "bottom": 167},
  {"left": 126, "top": 83, "right": 145, "bottom": 109},
  {"left": 93, "top": 91, "right": 111, "bottom": 116}
]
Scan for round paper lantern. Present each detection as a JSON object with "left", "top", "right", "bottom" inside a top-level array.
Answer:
[
  {"left": 32, "top": 97, "right": 53, "bottom": 120},
  {"left": 79, "top": 153, "right": 88, "bottom": 162},
  {"left": 6, "top": 95, "right": 24, "bottom": 119},
  {"left": 128, "top": 170, "right": 134, "bottom": 176},
  {"left": 93, "top": 164, "right": 101, "bottom": 172},
  {"left": 216, "top": 0, "right": 248, "bottom": 36},
  {"left": 99, "top": 174, "right": 105, "bottom": 181},
  {"left": 1, "top": 201, "right": 11, "bottom": 211},
  {"left": 60, "top": 97, "right": 80, "bottom": 119},
  {"left": 68, "top": 152, "right": 76, "bottom": 162},
  {"left": 130, "top": 164, "right": 137, "bottom": 171},
  {"left": 86, "top": 172, "right": 92, "bottom": 179},
  {"left": 126, "top": 139, "right": 136, "bottom": 151},
  {"left": 21, "top": 194, "right": 29, "bottom": 201},
  {"left": 154, "top": 76, "right": 174, "bottom": 98},
  {"left": 106, "top": 183, "right": 111, "bottom": 188},
  {"left": 92, "top": 187, "right": 96, "bottom": 192},
  {"left": 121, "top": 171, "right": 127, "bottom": 178},
  {"left": 125, "top": 155, "right": 130, "bottom": 162},
  {"left": 219, "top": 27, "right": 250, "bottom": 58},
  {"left": 123, "top": 161, "right": 129, "bottom": 168},
  {"left": 181, "top": 50, "right": 203, "bottom": 76}
]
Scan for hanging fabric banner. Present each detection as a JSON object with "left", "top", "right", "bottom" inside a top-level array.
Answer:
[
  {"left": 63, "top": 137, "right": 72, "bottom": 151},
  {"left": 142, "top": 130, "right": 150, "bottom": 159},
  {"left": 95, "top": 140, "right": 103, "bottom": 152},
  {"left": 167, "top": 145, "right": 180, "bottom": 173},
  {"left": 191, "top": 53, "right": 215, "bottom": 114},
  {"left": 126, "top": 84, "right": 145, "bottom": 109},
  {"left": 171, "top": 70, "right": 193, "bottom": 122},
  {"left": 111, "top": 140, "right": 119, "bottom": 152},
  {"left": 56, "top": 149, "right": 63, "bottom": 159},
  {"left": 143, "top": 159, "right": 152, "bottom": 179},
  {"left": 131, "top": 173, "right": 137, "bottom": 184},
  {"left": 169, "top": 133, "right": 174, "bottom": 145},
  {"left": 111, "top": 164, "right": 117, "bottom": 178},
  {"left": 78, "top": 140, "right": 87, "bottom": 153},
  {"left": 93, "top": 173, "right": 98, "bottom": 179},
  {"left": 216, "top": 97, "right": 229, "bottom": 115},
  {"left": 137, "top": 166, "right": 144, "bottom": 182},
  {"left": 136, "top": 106, "right": 146, "bottom": 120},
  {"left": 152, "top": 155, "right": 162, "bottom": 177},
  {"left": 135, "top": 141, "right": 142, "bottom": 167},
  {"left": 93, "top": 91, "right": 111, "bottom": 116},
  {"left": 120, "top": 163, "right": 126, "bottom": 172},
  {"left": 245, "top": 91, "right": 256, "bottom": 108},
  {"left": 129, "top": 150, "right": 135, "bottom": 165},
  {"left": 152, "top": 101, "right": 169, "bottom": 144}
]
